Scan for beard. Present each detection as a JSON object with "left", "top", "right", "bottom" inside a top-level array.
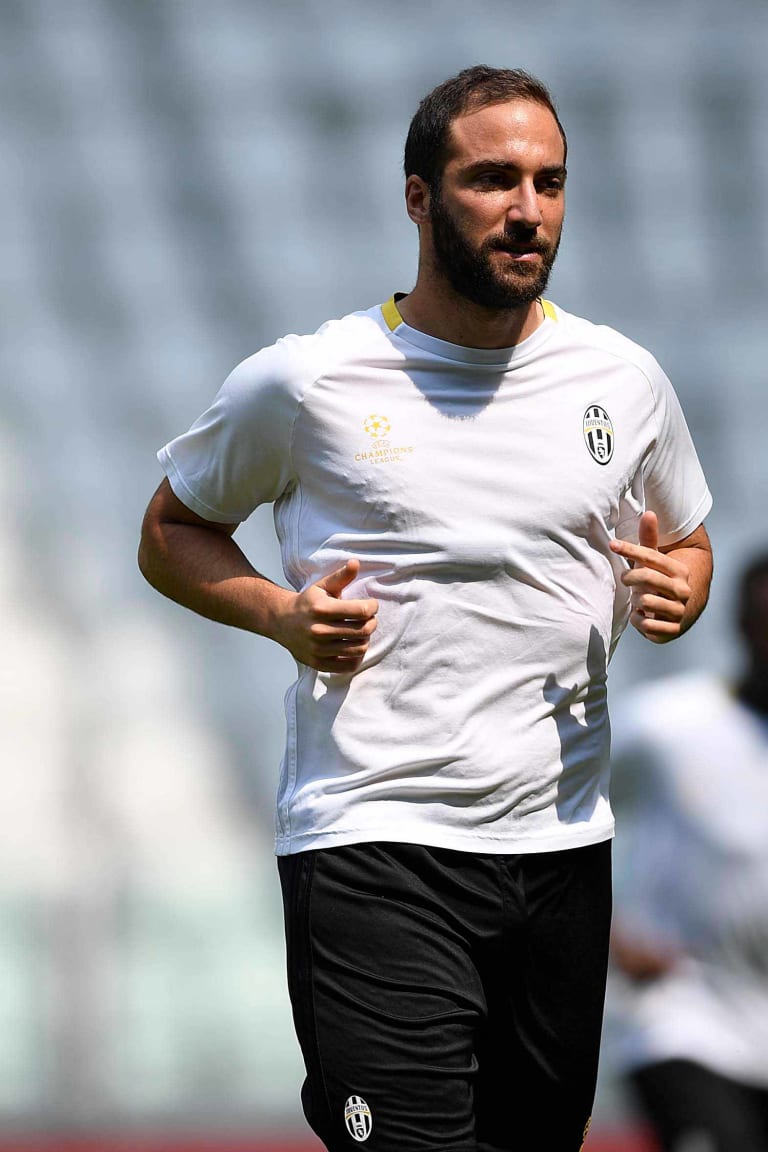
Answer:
[{"left": 429, "top": 189, "right": 561, "bottom": 311}]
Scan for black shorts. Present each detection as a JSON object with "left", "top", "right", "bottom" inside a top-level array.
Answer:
[
  {"left": 278, "top": 839, "right": 612, "bottom": 1152},
  {"left": 630, "top": 1059, "right": 768, "bottom": 1152}
]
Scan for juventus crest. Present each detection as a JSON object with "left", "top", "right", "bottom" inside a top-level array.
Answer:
[
  {"left": 344, "top": 1095, "right": 373, "bottom": 1142},
  {"left": 583, "top": 405, "right": 614, "bottom": 465}
]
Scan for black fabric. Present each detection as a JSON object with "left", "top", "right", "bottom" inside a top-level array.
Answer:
[
  {"left": 278, "top": 839, "right": 612, "bottom": 1152},
  {"left": 630, "top": 1058, "right": 768, "bottom": 1152}
]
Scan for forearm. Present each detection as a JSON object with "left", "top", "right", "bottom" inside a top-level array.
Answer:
[
  {"left": 138, "top": 517, "right": 292, "bottom": 639},
  {"left": 610, "top": 927, "right": 680, "bottom": 982},
  {"left": 139, "top": 479, "right": 378, "bottom": 672},
  {"left": 663, "top": 537, "right": 713, "bottom": 636},
  {"left": 611, "top": 516, "right": 713, "bottom": 644}
]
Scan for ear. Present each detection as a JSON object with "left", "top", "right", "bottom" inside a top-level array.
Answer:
[{"left": 405, "top": 175, "right": 431, "bottom": 225}]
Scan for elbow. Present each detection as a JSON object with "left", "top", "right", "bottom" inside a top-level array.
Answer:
[
  {"left": 137, "top": 514, "right": 164, "bottom": 590},
  {"left": 137, "top": 535, "right": 152, "bottom": 585},
  {"left": 137, "top": 537, "right": 155, "bottom": 590}
]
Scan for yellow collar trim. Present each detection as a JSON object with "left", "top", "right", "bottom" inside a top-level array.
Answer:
[
  {"left": 383, "top": 294, "right": 557, "bottom": 332},
  {"left": 381, "top": 296, "right": 403, "bottom": 332}
]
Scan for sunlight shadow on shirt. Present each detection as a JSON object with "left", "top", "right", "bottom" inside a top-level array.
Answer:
[{"left": 542, "top": 625, "right": 609, "bottom": 826}]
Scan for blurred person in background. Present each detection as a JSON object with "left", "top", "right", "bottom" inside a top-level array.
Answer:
[
  {"left": 610, "top": 553, "right": 768, "bottom": 1152},
  {"left": 139, "top": 66, "right": 713, "bottom": 1151}
]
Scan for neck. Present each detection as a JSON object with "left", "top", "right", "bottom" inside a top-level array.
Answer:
[
  {"left": 397, "top": 275, "right": 545, "bottom": 349},
  {"left": 736, "top": 665, "right": 768, "bottom": 718}
]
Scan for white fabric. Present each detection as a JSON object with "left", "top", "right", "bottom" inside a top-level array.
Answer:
[
  {"left": 610, "top": 674, "right": 768, "bottom": 1087},
  {"left": 158, "top": 299, "right": 712, "bottom": 856}
]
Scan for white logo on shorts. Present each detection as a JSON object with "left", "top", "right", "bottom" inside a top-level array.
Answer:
[{"left": 344, "top": 1094, "right": 373, "bottom": 1142}]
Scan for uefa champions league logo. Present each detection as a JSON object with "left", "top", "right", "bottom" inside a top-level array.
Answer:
[{"left": 363, "top": 413, "right": 391, "bottom": 441}]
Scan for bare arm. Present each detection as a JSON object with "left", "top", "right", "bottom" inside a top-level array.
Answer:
[
  {"left": 138, "top": 478, "right": 378, "bottom": 672},
  {"left": 609, "top": 511, "right": 713, "bottom": 643},
  {"left": 610, "top": 928, "right": 680, "bottom": 982}
]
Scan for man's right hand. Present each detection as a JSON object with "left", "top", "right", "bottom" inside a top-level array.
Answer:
[
  {"left": 271, "top": 558, "right": 379, "bottom": 673},
  {"left": 140, "top": 481, "right": 378, "bottom": 672}
]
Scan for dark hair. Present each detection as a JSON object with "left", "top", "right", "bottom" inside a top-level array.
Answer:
[
  {"left": 738, "top": 552, "right": 768, "bottom": 617},
  {"left": 404, "top": 65, "right": 567, "bottom": 192}
]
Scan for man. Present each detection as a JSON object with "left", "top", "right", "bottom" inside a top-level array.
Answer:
[
  {"left": 610, "top": 554, "right": 768, "bottom": 1152},
  {"left": 139, "top": 66, "right": 713, "bottom": 1151}
]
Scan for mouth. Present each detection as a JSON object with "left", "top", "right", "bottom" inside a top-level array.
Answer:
[{"left": 495, "top": 247, "right": 542, "bottom": 263}]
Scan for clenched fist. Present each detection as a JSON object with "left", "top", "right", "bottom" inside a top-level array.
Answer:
[{"left": 271, "top": 558, "right": 379, "bottom": 672}]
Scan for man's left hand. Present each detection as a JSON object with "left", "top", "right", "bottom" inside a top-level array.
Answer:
[{"left": 609, "top": 511, "right": 693, "bottom": 644}]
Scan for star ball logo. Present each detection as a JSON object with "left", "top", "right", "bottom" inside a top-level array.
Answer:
[
  {"left": 344, "top": 1094, "right": 373, "bottom": 1142},
  {"left": 354, "top": 413, "right": 415, "bottom": 465},
  {"left": 363, "top": 413, "right": 391, "bottom": 440}
]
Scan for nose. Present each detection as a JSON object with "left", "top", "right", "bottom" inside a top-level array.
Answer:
[{"left": 506, "top": 179, "right": 542, "bottom": 230}]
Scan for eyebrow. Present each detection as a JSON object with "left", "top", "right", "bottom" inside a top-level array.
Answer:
[{"left": 462, "top": 160, "right": 568, "bottom": 180}]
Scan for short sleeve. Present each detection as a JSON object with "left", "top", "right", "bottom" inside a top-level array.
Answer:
[
  {"left": 642, "top": 366, "right": 712, "bottom": 546},
  {"left": 157, "top": 338, "right": 306, "bottom": 524}
]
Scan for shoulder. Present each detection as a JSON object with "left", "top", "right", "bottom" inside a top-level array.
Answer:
[
  {"left": 223, "top": 304, "right": 392, "bottom": 403},
  {"left": 548, "top": 303, "right": 669, "bottom": 390}
]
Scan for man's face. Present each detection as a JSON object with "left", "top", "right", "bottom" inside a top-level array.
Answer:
[{"left": 426, "top": 99, "right": 566, "bottom": 310}]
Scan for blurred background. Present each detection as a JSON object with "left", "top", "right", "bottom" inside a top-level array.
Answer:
[{"left": 0, "top": 0, "right": 765, "bottom": 1147}]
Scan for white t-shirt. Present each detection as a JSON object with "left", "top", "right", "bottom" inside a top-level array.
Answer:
[
  {"left": 609, "top": 674, "right": 768, "bottom": 1087},
  {"left": 158, "top": 297, "right": 712, "bottom": 856}
]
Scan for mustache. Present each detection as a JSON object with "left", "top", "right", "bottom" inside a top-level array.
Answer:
[{"left": 487, "top": 234, "right": 551, "bottom": 255}]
